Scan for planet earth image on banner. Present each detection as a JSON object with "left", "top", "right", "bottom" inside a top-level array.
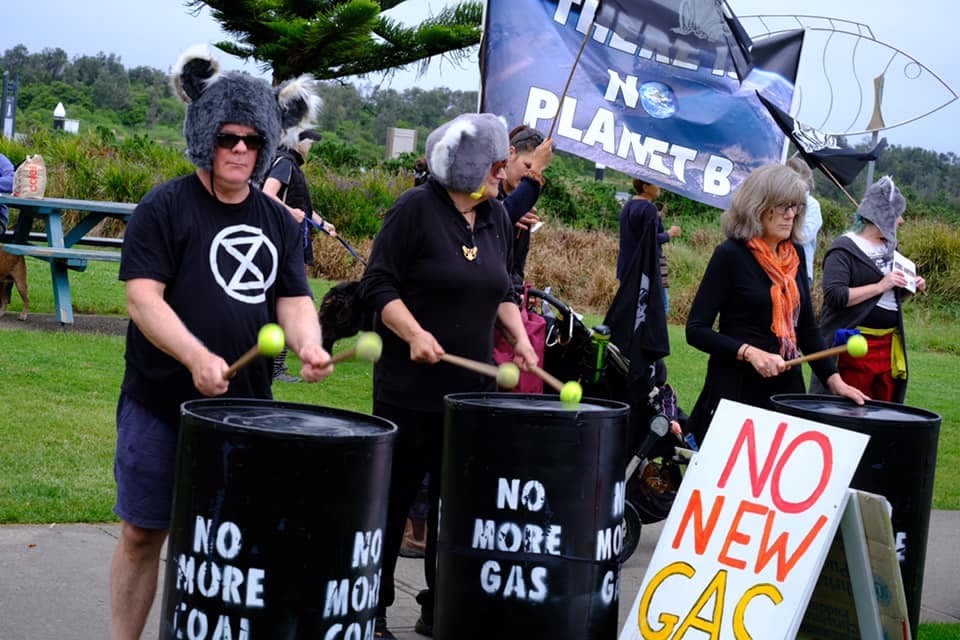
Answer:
[{"left": 639, "top": 81, "right": 679, "bottom": 119}]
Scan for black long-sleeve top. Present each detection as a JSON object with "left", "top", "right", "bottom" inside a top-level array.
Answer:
[
  {"left": 685, "top": 239, "right": 836, "bottom": 440},
  {"left": 617, "top": 198, "right": 661, "bottom": 281},
  {"left": 500, "top": 176, "right": 542, "bottom": 286},
  {"left": 360, "top": 178, "right": 516, "bottom": 412}
]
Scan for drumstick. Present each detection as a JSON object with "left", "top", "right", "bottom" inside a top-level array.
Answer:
[
  {"left": 329, "top": 332, "right": 383, "bottom": 365},
  {"left": 225, "top": 346, "right": 261, "bottom": 378},
  {"left": 439, "top": 353, "right": 501, "bottom": 378},
  {"left": 529, "top": 364, "right": 564, "bottom": 393},
  {"left": 783, "top": 344, "right": 848, "bottom": 367},
  {"left": 784, "top": 334, "right": 868, "bottom": 367},
  {"left": 437, "top": 354, "right": 521, "bottom": 390},
  {"left": 225, "top": 323, "right": 285, "bottom": 378}
]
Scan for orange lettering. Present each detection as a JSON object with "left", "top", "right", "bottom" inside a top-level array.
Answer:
[
  {"left": 671, "top": 489, "right": 724, "bottom": 554},
  {"left": 756, "top": 513, "right": 829, "bottom": 581},
  {"left": 718, "top": 500, "right": 767, "bottom": 570}
]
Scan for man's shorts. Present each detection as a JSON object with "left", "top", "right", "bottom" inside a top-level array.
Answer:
[{"left": 113, "top": 393, "right": 178, "bottom": 530}]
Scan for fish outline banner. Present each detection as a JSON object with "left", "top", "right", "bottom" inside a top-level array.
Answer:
[{"left": 481, "top": 0, "right": 802, "bottom": 209}]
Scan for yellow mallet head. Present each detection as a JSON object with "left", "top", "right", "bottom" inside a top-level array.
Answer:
[
  {"left": 257, "top": 323, "right": 285, "bottom": 357},
  {"left": 846, "top": 334, "right": 868, "bottom": 358},
  {"left": 496, "top": 363, "right": 520, "bottom": 390},
  {"left": 560, "top": 380, "right": 583, "bottom": 404},
  {"left": 355, "top": 332, "right": 383, "bottom": 363}
]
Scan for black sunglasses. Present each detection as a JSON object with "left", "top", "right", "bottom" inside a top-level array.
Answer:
[{"left": 215, "top": 132, "right": 266, "bottom": 151}]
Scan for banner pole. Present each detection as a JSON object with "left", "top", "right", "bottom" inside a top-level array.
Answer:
[
  {"left": 819, "top": 164, "right": 860, "bottom": 208},
  {"left": 548, "top": 17, "right": 596, "bottom": 139}
]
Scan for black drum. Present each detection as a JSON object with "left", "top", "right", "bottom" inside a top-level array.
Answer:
[
  {"left": 770, "top": 394, "right": 940, "bottom": 639},
  {"left": 436, "top": 393, "right": 629, "bottom": 639},
  {"left": 159, "top": 399, "right": 396, "bottom": 639}
]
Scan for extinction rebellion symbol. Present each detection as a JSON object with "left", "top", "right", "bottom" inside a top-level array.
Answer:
[{"left": 209, "top": 224, "right": 279, "bottom": 304}]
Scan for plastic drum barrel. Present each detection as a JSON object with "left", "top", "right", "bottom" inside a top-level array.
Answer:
[
  {"left": 159, "top": 399, "right": 396, "bottom": 639},
  {"left": 435, "top": 393, "right": 629, "bottom": 639},
  {"left": 770, "top": 394, "right": 940, "bottom": 638}
]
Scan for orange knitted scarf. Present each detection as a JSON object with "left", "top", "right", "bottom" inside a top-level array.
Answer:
[{"left": 746, "top": 237, "right": 800, "bottom": 359}]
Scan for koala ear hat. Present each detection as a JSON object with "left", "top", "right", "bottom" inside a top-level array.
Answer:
[
  {"left": 856, "top": 175, "right": 906, "bottom": 251},
  {"left": 276, "top": 75, "right": 323, "bottom": 150},
  {"left": 425, "top": 113, "right": 510, "bottom": 194},
  {"left": 171, "top": 44, "right": 281, "bottom": 185}
]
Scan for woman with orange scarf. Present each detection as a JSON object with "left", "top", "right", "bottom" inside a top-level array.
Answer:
[{"left": 685, "top": 165, "right": 867, "bottom": 445}]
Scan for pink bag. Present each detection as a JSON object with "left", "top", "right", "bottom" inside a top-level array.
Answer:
[{"left": 493, "top": 286, "right": 546, "bottom": 393}]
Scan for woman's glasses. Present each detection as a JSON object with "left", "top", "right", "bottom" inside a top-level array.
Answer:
[
  {"left": 215, "top": 133, "right": 266, "bottom": 151},
  {"left": 773, "top": 202, "right": 802, "bottom": 215}
]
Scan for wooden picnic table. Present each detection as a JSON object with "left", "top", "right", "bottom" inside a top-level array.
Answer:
[{"left": 0, "top": 195, "right": 135, "bottom": 324}]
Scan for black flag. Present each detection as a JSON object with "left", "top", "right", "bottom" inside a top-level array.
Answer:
[
  {"left": 603, "top": 207, "right": 669, "bottom": 412},
  {"left": 758, "top": 92, "right": 888, "bottom": 186}
]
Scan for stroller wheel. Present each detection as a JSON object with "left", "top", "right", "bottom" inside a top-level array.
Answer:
[{"left": 621, "top": 501, "right": 642, "bottom": 562}]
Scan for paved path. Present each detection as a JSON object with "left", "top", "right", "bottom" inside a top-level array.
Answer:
[{"left": 0, "top": 512, "right": 956, "bottom": 638}]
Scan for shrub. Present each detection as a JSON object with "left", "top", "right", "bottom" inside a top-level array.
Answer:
[{"left": 306, "top": 165, "right": 410, "bottom": 245}]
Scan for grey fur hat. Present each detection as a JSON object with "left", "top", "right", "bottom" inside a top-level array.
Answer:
[
  {"left": 277, "top": 75, "right": 323, "bottom": 149},
  {"left": 425, "top": 113, "right": 509, "bottom": 193},
  {"left": 856, "top": 175, "right": 906, "bottom": 247},
  {"left": 171, "top": 46, "right": 321, "bottom": 185}
]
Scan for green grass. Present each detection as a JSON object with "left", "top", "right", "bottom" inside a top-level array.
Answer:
[
  {"left": 921, "top": 625, "right": 960, "bottom": 640},
  {"left": 1, "top": 260, "right": 957, "bottom": 517}
]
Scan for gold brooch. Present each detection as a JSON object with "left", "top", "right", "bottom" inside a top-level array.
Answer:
[{"left": 462, "top": 245, "right": 478, "bottom": 261}]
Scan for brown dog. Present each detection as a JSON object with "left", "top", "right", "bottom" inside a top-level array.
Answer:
[{"left": 0, "top": 246, "right": 28, "bottom": 320}]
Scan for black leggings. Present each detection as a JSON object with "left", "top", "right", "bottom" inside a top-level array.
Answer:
[{"left": 373, "top": 402, "right": 443, "bottom": 618}]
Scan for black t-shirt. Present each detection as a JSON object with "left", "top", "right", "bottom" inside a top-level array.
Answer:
[
  {"left": 266, "top": 149, "right": 314, "bottom": 265},
  {"left": 119, "top": 173, "right": 311, "bottom": 423}
]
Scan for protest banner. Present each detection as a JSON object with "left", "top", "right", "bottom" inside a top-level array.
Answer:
[{"left": 482, "top": 0, "right": 803, "bottom": 208}]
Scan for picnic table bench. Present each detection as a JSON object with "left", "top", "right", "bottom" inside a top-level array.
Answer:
[{"left": 0, "top": 195, "right": 135, "bottom": 324}]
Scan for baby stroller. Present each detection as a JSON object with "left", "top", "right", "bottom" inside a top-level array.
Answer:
[{"left": 526, "top": 287, "right": 693, "bottom": 560}]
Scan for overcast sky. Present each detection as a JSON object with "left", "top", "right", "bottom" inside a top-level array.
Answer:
[{"left": 6, "top": 0, "right": 959, "bottom": 154}]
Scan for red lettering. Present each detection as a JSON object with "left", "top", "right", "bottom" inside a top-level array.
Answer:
[
  {"left": 719, "top": 420, "right": 834, "bottom": 514},
  {"left": 717, "top": 419, "right": 786, "bottom": 497},
  {"left": 771, "top": 431, "right": 833, "bottom": 513},
  {"left": 757, "top": 513, "right": 829, "bottom": 582},
  {"left": 717, "top": 500, "right": 767, "bottom": 570},
  {"left": 671, "top": 489, "right": 724, "bottom": 555}
]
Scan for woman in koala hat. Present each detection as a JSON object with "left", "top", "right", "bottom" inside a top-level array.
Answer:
[
  {"left": 816, "top": 176, "right": 927, "bottom": 402},
  {"left": 360, "top": 112, "right": 539, "bottom": 638},
  {"left": 110, "top": 45, "right": 333, "bottom": 637}
]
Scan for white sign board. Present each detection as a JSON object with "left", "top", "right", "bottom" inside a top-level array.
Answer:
[
  {"left": 385, "top": 127, "right": 417, "bottom": 159},
  {"left": 620, "top": 399, "right": 869, "bottom": 640}
]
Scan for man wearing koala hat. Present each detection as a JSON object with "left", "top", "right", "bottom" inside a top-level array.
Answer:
[
  {"left": 109, "top": 45, "right": 333, "bottom": 637},
  {"left": 816, "top": 175, "right": 928, "bottom": 402},
  {"left": 360, "top": 113, "right": 538, "bottom": 638}
]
